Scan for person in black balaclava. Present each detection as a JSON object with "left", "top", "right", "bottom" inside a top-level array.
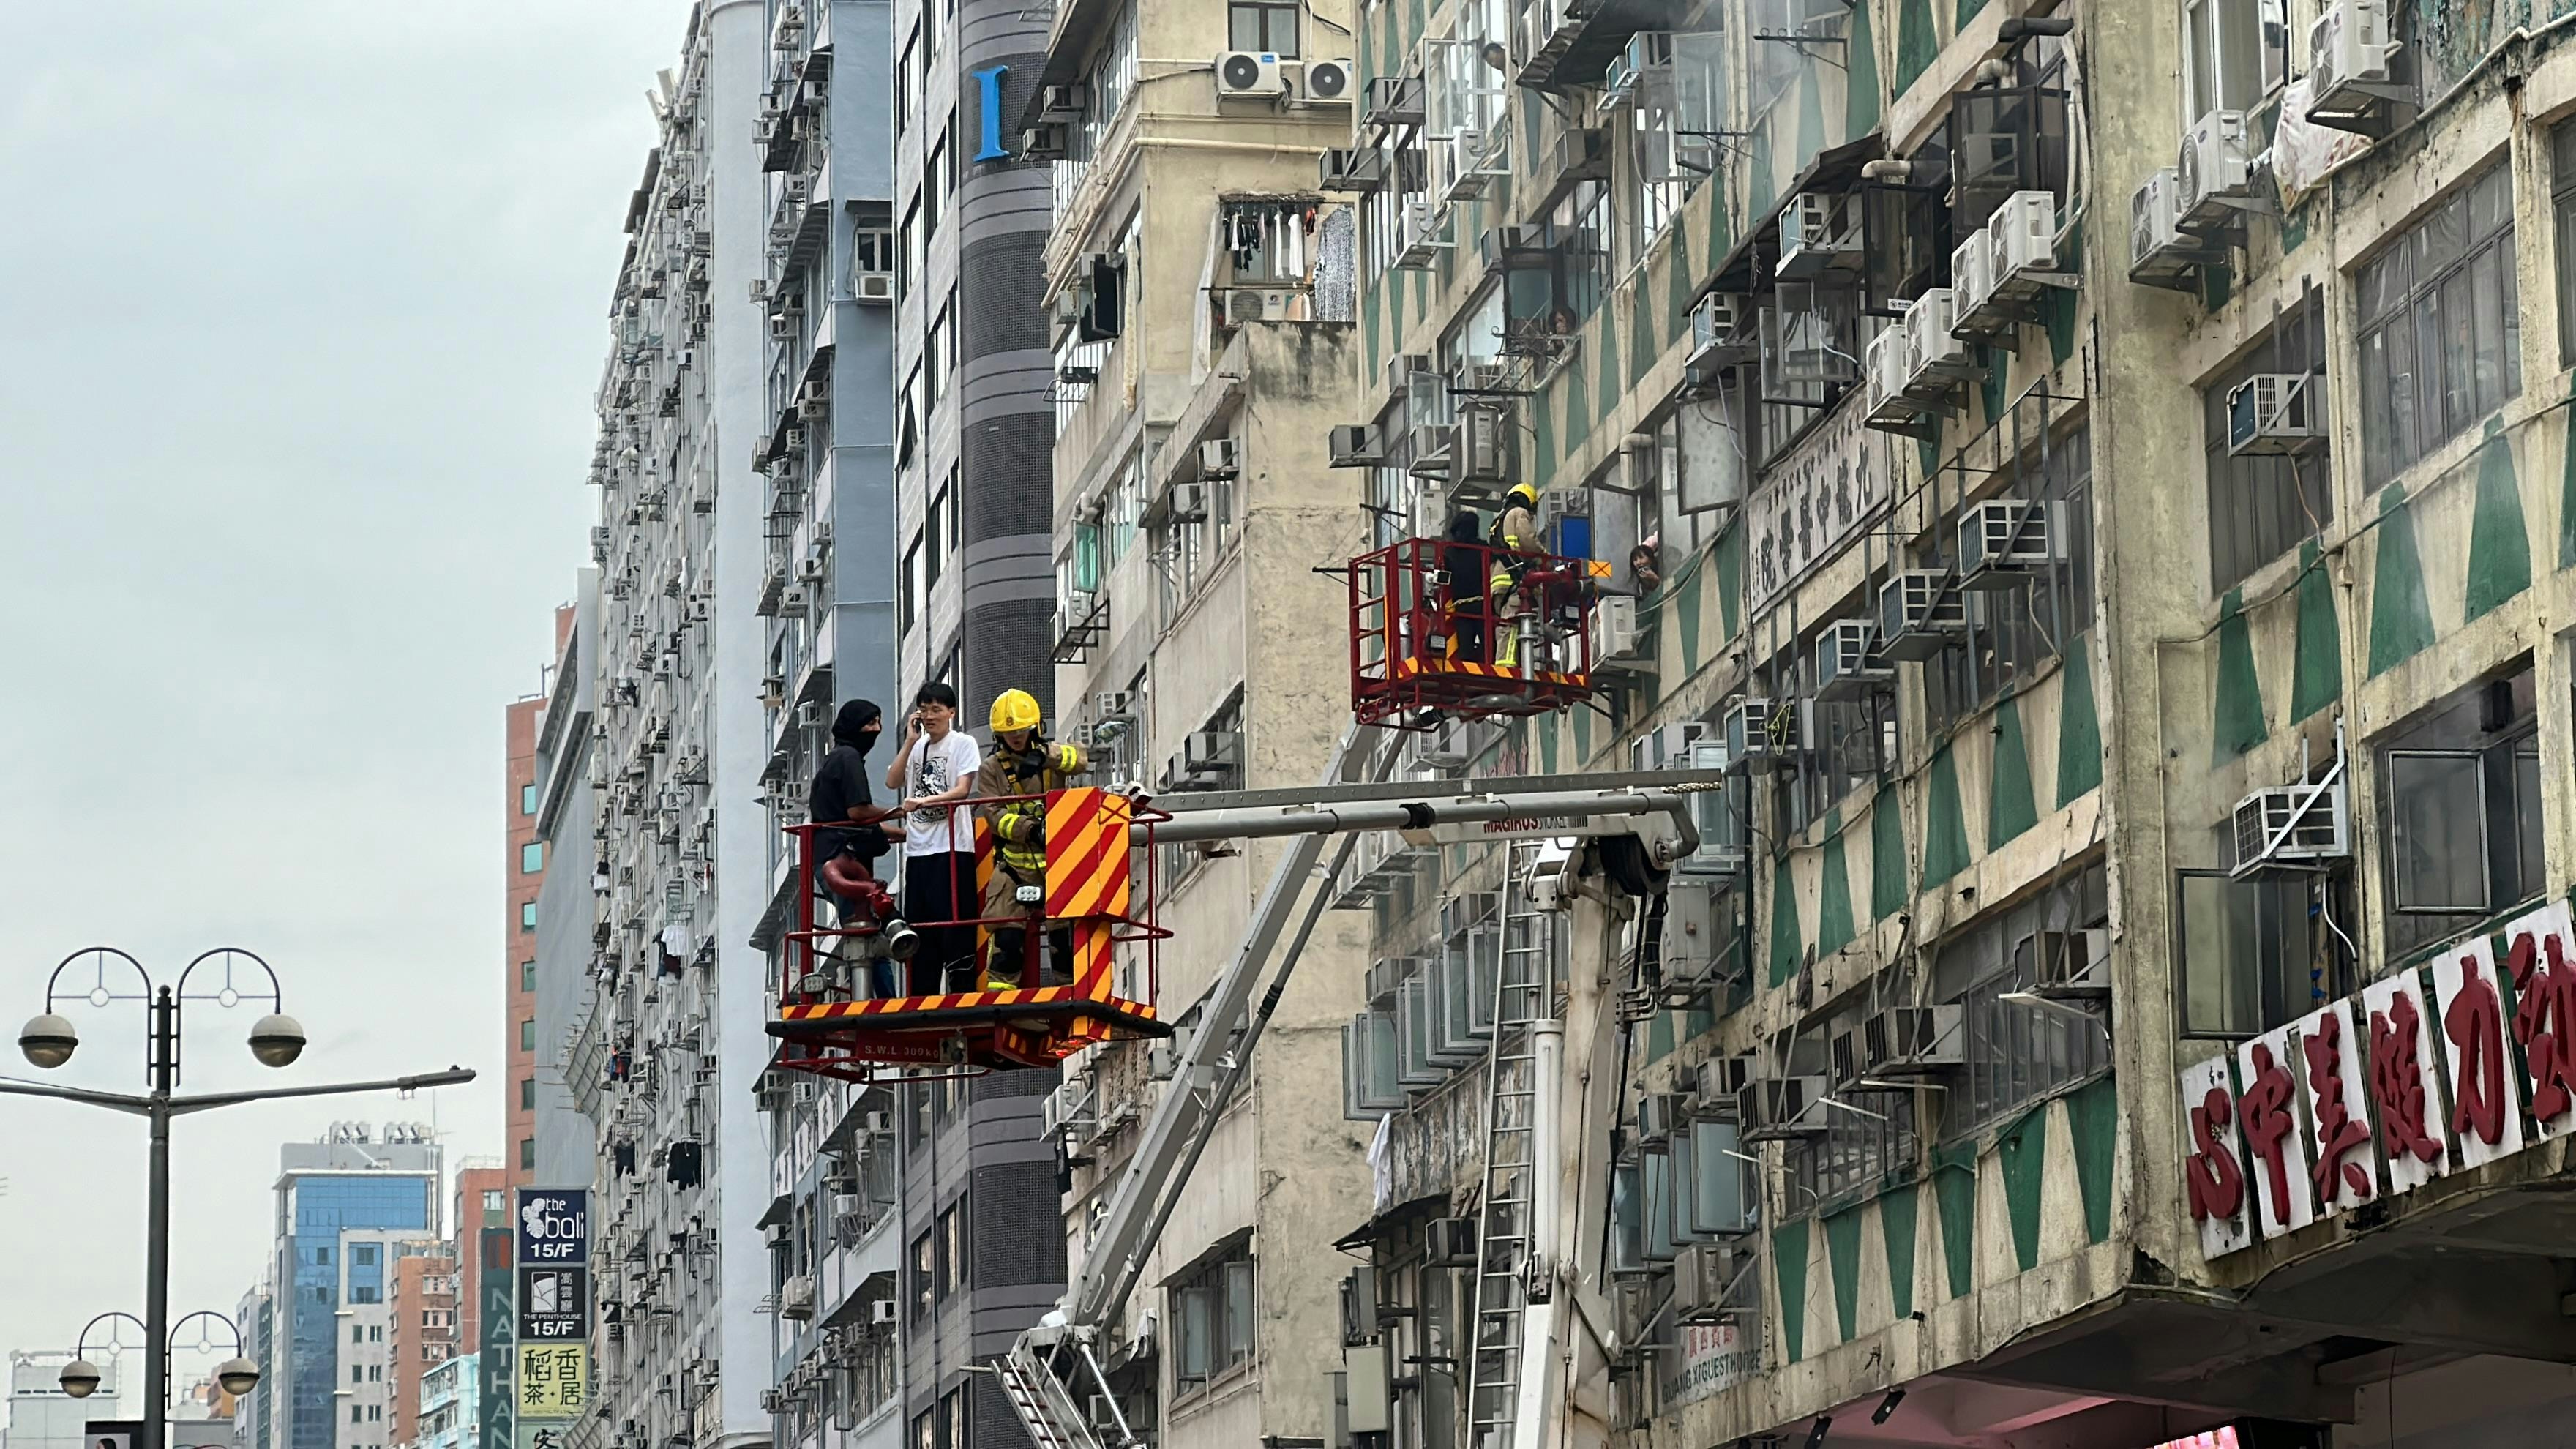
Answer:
[
  {"left": 809, "top": 699, "right": 896, "bottom": 991},
  {"left": 1440, "top": 507, "right": 1487, "bottom": 663}
]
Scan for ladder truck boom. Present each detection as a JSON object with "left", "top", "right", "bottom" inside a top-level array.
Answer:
[{"left": 1003, "top": 722, "right": 1708, "bottom": 1449}]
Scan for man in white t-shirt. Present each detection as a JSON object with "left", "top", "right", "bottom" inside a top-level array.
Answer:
[{"left": 883, "top": 681, "right": 983, "bottom": 992}]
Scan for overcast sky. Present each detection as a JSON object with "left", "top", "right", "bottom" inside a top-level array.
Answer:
[{"left": 0, "top": 1, "right": 685, "bottom": 1399}]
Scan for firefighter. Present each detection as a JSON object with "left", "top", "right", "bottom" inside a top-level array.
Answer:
[
  {"left": 975, "top": 688, "right": 1088, "bottom": 990},
  {"left": 1437, "top": 507, "right": 1486, "bottom": 663},
  {"left": 1486, "top": 483, "right": 1545, "bottom": 669}
]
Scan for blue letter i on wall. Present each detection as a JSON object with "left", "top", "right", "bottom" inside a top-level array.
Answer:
[{"left": 972, "top": 65, "right": 1010, "bottom": 161}]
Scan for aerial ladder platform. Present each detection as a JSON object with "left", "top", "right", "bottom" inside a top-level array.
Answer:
[{"left": 998, "top": 721, "right": 1711, "bottom": 1449}]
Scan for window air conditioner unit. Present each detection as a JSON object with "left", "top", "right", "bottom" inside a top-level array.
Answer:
[
  {"left": 1696, "top": 1055, "right": 1751, "bottom": 1104},
  {"left": 1634, "top": 1092, "right": 1687, "bottom": 1145},
  {"left": 1183, "top": 730, "right": 1241, "bottom": 782},
  {"left": 1951, "top": 223, "right": 1998, "bottom": 321},
  {"left": 1021, "top": 122, "right": 1069, "bottom": 160},
  {"left": 2175, "top": 109, "right": 2252, "bottom": 228},
  {"left": 1718, "top": 697, "right": 1776, "bottom": 771},
  {"left": 1362, "top": 74, "right": 1426, "bottom": 129},
  {"left": 1457, "top": 406, "right": 1513, "bottom": 485},
  {"left": 1630, "top": 721, "right": 1705, "bottom": 772},
  {"left": 1166, "top": 482, "right": 1210, "bottom": 523},
  {"left": 1813, "top": 619, "right": 1889, "bottom": 700},
  {"left": 1958, "top": 499, "right": 2059, "bottom": 587},
  {"left": 796, "top": 379, "right": 828, "bottom": 419},
  {"left": 1319, "top": 146, "right": 1385, "bottom": 192},
  {"left": 854, "top": 269, "right": 894, "bottom": 303},
  {"left": 1038, "top": 83, "right": 1087, "bottom": 117},
  {"left": 1328, "top": 423, "right": 1386, "bottom": 468},
  {"left": 1427, "top": 1216, "right": 1478, "bottom": 1266},
  {"left": 1395, "top": 198, "right": 1443, "bottom": 269},
  {"left": 2231, "top": 779, "right": 2350, "bottom": 875},
  {"left": 2226, "top": 373, "right": 2325, "bottom": 456},
  {"left": 1736, "top": 1075, "right": 1827, "bottom": 1142},
  {"left": 1304, "top": 59, "right": 1355, "bottom": 102},
  {"left": 1408, "top": 422, "right": 1456, "bottom": 477},
  {"left": 1903, "top": 287, "right": 1965, "bottom": 386},
  {"left": 1879, "top": 570, "right": 1966, "bottom": 662},
  {"left": 1860, "top": 1004, "right": 1965, "bottom": 1078},
  {"left": 1216, "top": 50, "right": 1289, "bottom": 97},
  {"left": 763, "top": 1221, "right": 790, "bottom": 1248},
  {"left": 2310, "top": 0, "right": 2400, "bottom": 127},
  {"left": 1674, "top": 1243, "right": 1740, "bottom": 1323},
  {"left": 1775, "top": 192, "right": 1859, "bottom": 279},
  {"left": 1687, "top": 292, "right": 1753, "bottom": 374},
  {"left": 1384, "top": 351, "right": 1434, "bottom": 402},
  {"left": 1199, "top": 438, "right": 1241, "bottom": 478},
  {"left": 779, "top": 1275, "right": 817, "bottom": 1319},
  {"left": 869, "top": 1300, "right": 899, "bottom": 1325},
  {"left": 2022, "top": 927, "right": 2111, "bottom": 997},
  {"left": 1093, "top": 690, "right": 1131, "bottom": 719}
]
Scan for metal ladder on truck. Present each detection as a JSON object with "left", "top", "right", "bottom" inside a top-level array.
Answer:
[
  {"left": 997, "top": 727, "right": 1703, "bottom": 1449},
  {"left": 1464, "top": 839, "right": 1563, "bottom": 1449}
]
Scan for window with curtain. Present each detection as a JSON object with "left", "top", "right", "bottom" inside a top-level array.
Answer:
[{"left": 2356, "top": 160, "right": 2519, "bottom": 487}]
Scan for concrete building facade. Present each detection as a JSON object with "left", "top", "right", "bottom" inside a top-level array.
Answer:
[
  {"left": 8, "top": 1351, "right": 128, "bottom": 1449},
  {"left": 533, "top": 577, "right": 604, "bottom": 1192},
  {"left": 1024, "top": 2, "right": 1377, "bottom": 1445},
  {"left": 1195, "top": 0, "right": 2576, "bottom": 1446},
  {"left": 728, "top": 4, "right": 907, "bottom": 1449},
  {"left": 565, "top": 7, "right": 900, "bottom": 1449}
]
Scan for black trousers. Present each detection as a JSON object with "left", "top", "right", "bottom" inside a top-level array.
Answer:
[{"left": 902, "top": 852, "right": 976, "bottom": 992}]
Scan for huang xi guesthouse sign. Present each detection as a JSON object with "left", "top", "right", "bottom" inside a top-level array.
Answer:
[{"left": 2179, "top": 896, "right": 2576, "bottom": 1258}]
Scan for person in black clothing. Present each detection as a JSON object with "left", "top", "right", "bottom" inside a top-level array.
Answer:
[
  {"left": 809, "top": 699, "right": 897, "bottom": 994},
  {"left": 1439, "top": 507, "right": 1486, "bottom": 663}
]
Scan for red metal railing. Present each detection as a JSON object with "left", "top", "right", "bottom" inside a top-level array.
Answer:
[{"left": 1348, "top": 536, "right": 1600, "bottom": 727}]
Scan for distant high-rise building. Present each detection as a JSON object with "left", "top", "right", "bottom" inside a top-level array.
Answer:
[
  {"left": 507, "top": 615, "right": 558, "bottom": 1183},
  {"left": 331, "top": 1231, "right": 441, "bottom": 1449},
  {"left": 270, "top": 1127, "right": 441, "bottom": 1449},
  {"left": 446, "top": 1167, "right": 506, "bottom": 1356},
  {"left": 528, "top": 583, "right": 600, "bottom": 1190},
  {"left": 233, "top": 1277, "right": 272, "bottom": 1449}
]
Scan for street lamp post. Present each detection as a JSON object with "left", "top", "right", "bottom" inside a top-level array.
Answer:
[
  {"left": 4, "top": 947, "right": 476, "bottom": 1449},
  {"left": 59, "top": 1310, "right": 261, "bottom": 1410}
]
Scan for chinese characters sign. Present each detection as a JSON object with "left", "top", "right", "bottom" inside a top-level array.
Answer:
[
  {"left": 2181, "top": 899, "right": 2576, "bottom": 1257},
  {"left": 1745, "top": 402, "right": 1888, "bottom": 610},
  {"left": 514, "top": 1188, "right": 589, "bottom": 1431},
  {"left": 1659, "top": 1321, "right": 1761, "bottom": 1407}
]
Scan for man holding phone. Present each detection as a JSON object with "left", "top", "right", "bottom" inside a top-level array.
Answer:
[{"left": 883, "top": 681, "right": 981, "bottom": 992}]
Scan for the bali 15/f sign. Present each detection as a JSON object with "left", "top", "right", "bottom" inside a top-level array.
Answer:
[{"left": 2179, "top": 896, "right": 2576, "bottom": 1259}]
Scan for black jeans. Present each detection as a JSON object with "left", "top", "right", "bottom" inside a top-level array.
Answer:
[{"left": 902, "top": 851, "right": 976, "bottom": 993}]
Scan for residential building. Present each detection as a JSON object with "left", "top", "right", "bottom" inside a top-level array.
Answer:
[
  {"left": 384, "top": 1253, "right": 460, "bottom": 1449},
  {"left": 1026, "top": 0, "right": 1374, "bottom": 1445},
  {"left": 567, "top": 6, "right": 891, "bottom": 1449},
  {"left": 6, "top": 1350, "right": 128, "bottom": 1449},
  {"left": 532, "top": 581, "right": 604, "bottom": 1190},
  {"left": 333, "top": 1230, "right": 442, "bottom": 1449},
  {"left": 1160, "top": 0, "right": 2576, "bottom": 1447},
  {"left": 413, "top": 1354, "right": 476, "bottom": 1449},
  {"left": 509, "top": 674, "right": 549, "bottom": 1185},
  {"left": 734, "top": 1, "right": 906, "bottom": 1445},
  {"left": 271, "top": 1128, "right": 440, "bottom": 1449}
]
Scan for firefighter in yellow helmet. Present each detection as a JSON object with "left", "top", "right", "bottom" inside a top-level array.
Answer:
[
  {"left": 1486, "top": 482, "right": 1544, "bottom": 670},
  {"left": 974, "top": 688, "right": 1089, "bottom": 989}
]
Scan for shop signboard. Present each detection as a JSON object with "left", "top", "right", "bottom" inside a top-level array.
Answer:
[{"left": 2179, "top": 896, "right": 2576, "bottom": 1256}]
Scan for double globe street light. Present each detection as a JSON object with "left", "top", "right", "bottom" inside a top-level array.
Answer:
[
  {"left": 4, "top": 948, "right": 476, "bottom": 1449},
  {"left": 56, "top": 1310, "right": 260, "bottom": 1407}
]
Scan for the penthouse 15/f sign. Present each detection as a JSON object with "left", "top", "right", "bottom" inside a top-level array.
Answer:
[{"left": 2179, "top": 896, "right": 2576, "bottom": 1259}]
